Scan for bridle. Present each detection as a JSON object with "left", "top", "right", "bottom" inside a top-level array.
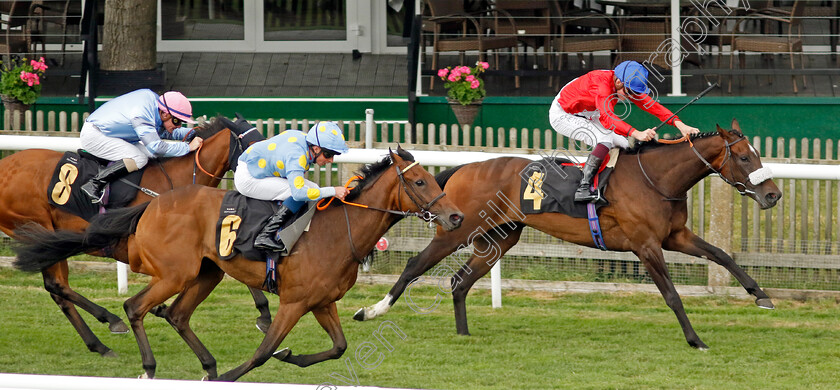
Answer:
[
  {"left": 638, "top": 134, "right": 772, "bottom": 200},
  {"left": 317, "top": 159, "right": 448, "bottom": 262},
  {"left": 318, "top": 160, "right": 446, "bottom": 223}
]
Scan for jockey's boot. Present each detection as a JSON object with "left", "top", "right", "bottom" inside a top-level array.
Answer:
[
  {"left": 574, "top": 154, "right": 604, "bottom": 203},
  {"left": 254, "top": 205, "right": 295, "bottom": 252},
  {"left": 80, "top": 160, "right": 131, "bottom": 204}
]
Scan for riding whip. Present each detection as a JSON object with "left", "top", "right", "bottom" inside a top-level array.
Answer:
[{"left": 652, "top": 83, "right": 719, "bottom": 133}]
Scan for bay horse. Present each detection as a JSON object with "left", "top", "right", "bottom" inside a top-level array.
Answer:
[
  {"left": 12, "top": 147, "right": 464, "bottom": 381},
  {"left": 353, "top": 121, "right": 781, "bottom": 350},
  {"left": 0, "top": 118, "right": 266, "bottom": 357}
]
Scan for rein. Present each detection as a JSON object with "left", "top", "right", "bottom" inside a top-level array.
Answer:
[
  {"left": 637, "top": 134, "right": 754, "bottom": 200},
  {"left": 193, "top": 141, "right": 234, "bottom": 182}
]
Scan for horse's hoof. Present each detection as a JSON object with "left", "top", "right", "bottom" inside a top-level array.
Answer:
[
  {"left": 756, "top": 298, "right": 775, "bottom": 309},
  {"left": 109, "top": 321, "right": 130, "bottom": 334},
  {"left": 255, "top": 317, "right": 271, "bottom": 334},
  {"left": 101, "top": 349, "right": 118, "bottom": 358},
  {"left": 690, "top": 341, "right": 710, "bottom": 350},
  {"left": 353, "top": 308, "right": 366, "bottom": 321},
  {"left": 272, "top": 347, "right": 291, "bottom": 361},
  {"left": 138, "top": 372, "right": 152, "bottom": 379}
]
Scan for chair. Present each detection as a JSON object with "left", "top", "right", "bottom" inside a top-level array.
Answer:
[
  {"left": 548, "top": 10, "right": 620, "bottom": 89},
  {"left": 617, "top": 19, "right": 671, "bottom": 70},
  {"left": 30, "top": 0, "right": 78, "bottom": 64},
  {"left": 488, "top": 0, "right": 552, "bottom": 68},
  {"left": 729, "top": 0, "right": 806, "bottom": 93},
  {"left": 0, "top": 1, "right": 37, "bottom": 59},
  {"left": 803, "top": 1, "right": 838, "bottom": 59},
  {"left": 424, "top": 0, "right": 520, "bottom": 89}
]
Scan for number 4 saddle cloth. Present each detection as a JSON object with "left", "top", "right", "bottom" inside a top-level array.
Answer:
[
  {"left": 519, "top": 149, "right": 619, "bottom": 218},
  {"left": 216, "top": 191, "right": 317, "bottom": 262},
  {"left": 47, "top": 151, "right": 144, "bottom": 221}
]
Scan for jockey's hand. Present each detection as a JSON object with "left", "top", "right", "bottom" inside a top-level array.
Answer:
[
  {"left": 188, "top": 137, "right": 204, "bottom": 152},
  {"left": 675, "top": 120, "right": 700, "bottom": 137},
  {"left": 631, "top": 128, "right": 657, "bottom": 142},
  {"left": 333, "top": 186, "right": 350, "bottom": 200}
]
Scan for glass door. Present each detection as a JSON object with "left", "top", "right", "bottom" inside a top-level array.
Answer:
[{"left": 158, "top": 0, "right": 257, "bottom": 51}]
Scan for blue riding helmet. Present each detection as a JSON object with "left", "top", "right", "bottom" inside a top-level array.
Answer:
[
  {"left": 614, "top": 61, "right": 650, "bottom": 95},
  {"left": 305, "top": 121, "right": 349, "bottom": 155}
]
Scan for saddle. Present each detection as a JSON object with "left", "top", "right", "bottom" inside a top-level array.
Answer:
[
  {"left": 216, "top": 191, "right": 316, "bottom": 262},
  {"left": 519, "top": 150, "right": 618, "bottom": 218},
  {"left": 47, "top": 151, "right": 145, "bottom": 221}
]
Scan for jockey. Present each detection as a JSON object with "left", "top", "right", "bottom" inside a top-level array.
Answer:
[
  {"left": 79, "top": 89, "right": 203, "bottom": 203},
  {"left": 549, "top": 60, "right": 700, "bottom": 203},
  {"left": 234, "top": 121, "right": 351, "bottom": 252}
]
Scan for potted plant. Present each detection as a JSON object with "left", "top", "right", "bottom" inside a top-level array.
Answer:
[
  {"left": 0, "top": 56, "right": 48, "bottom": 115},
  {"left": 438, "top": 61, "right": 489, "bottom": 127}
]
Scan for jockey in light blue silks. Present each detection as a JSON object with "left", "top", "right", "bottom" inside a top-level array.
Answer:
[{"left": 234, "top": 121, "right": 350, "bottom": 252}]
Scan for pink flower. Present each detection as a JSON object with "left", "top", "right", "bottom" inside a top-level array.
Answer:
[
  {"left": 478, "top": 61, "right": 490, "bottom": 70},
  {"left": 470, "top": 80, "right": 480, "bottom": 89},
  {"left": 448, "top": 73, "right": 459, "bottom": 82},
  {"left": 458, "top": 66, "right": 471, "bottom": 74},
  {"left": 466, "top": 75, "right": 476, "bottom": 82},
  {"left": 437, "top": 68, "right": 449, "bottom": 78},
  {"left": 30, "top": 59, "right": 47, "bottom": 72}
]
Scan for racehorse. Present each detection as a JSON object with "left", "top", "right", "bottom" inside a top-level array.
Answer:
[
  {"left": 353, "top": 121, "right": 781, "bottom": 350},
  {"left": 12, "top": 147, "right": 464, "bottom": 381},
  {"left": 0, "top": 118, "right": 263, "bottom": 357}
]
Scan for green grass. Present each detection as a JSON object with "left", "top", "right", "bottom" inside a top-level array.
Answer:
[{"left": 1, "top": 267, "right": 839, "bottom": 389}]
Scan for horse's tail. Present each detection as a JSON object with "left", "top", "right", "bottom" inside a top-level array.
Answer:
[
  {"left": 12, "top": 202, "right": 150, "bottom": 272},
  {"left": 435, "top": 164, "right": 467, "bottom": 189}
]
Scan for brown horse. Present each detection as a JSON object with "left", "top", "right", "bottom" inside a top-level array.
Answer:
[
  {"left": 0, "top": 118, "right": 266, "bottom": 357},
  {"left": 12, "top": 147, "right": 464, "bottom": 381},
  {"left": 353, "top": 121, "right": 781, "bottom": 350}
]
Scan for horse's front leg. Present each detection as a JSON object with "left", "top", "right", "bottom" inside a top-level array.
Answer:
[
  {"left": 663, "top": 227, "right": 773, "bottom": 309},
  {"left": 354, "top": 236, "right": 461, "bottom": 322},
  {"left": 248, "top": 287, "right": 272, "bottom": 333},
  {"left": 276, "top": 302, "right": 347, "bottom": 367},
  {"left": 635, "top": 244, "right": 708, "bottom": 350},
  {"left": 215, "top": 302, "right": 306, "bottom": 382}
]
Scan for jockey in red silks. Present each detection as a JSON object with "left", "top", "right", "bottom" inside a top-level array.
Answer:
[{"left": 549, "top": 61, "right": 700, "bottom": 203}]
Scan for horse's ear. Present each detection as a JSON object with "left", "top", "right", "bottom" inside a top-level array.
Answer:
[
  {"left": 716, "top": 123, "right": 729, "bottom": 136},
  {"left": 388, "top": 147, "right": 400, "bottom": 164},
  {"left": 730, "top": 118, "right": 741, "bottom": 132}
]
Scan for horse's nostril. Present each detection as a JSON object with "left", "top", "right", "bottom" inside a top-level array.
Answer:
[
  {"left": 766, "top": 192, "right": 781, "bottom": 202},
  {"left": 450, "top": 213, "right": 463, "bottom": 225}
]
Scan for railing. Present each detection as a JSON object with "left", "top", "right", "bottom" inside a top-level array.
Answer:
[{"left": 2, "top": 112, "right": 839, "bottom": 292}]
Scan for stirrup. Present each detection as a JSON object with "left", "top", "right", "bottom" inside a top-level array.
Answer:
[{"left": 80, "top": 183, "right": 105, "bottom": 204}]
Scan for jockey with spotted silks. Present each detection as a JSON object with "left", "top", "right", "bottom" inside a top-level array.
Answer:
[
  {"left": 549, "top": 60, "right": 701, "bottom": 203},
  {"left": 234, "top": 121, "right": 350, "bottom": 252},
  {"left": 79, "top": 89, "right": 202, "bottom": 203}
]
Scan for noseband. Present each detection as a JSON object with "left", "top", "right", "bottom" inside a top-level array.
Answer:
[{"left": 395, "top": 161, "right": 446, "bottom": 224}]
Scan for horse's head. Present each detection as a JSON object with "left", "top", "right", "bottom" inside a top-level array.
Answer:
[
  {"left": 388, "top": 146, "right": 464, "bottom": 231},
  {"left": 714, "top": 119, "right": 781, "bottom": 209}
]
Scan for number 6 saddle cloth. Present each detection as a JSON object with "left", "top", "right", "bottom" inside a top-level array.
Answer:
[
  {"left": 216, "top": 191, "right": 316, "bottom": 262},
  {"left": 47, "top": 151, "right": 144, "bottom": 221},
  {"left": 519, "top": 150, "right": 619, "bottom": 218}
]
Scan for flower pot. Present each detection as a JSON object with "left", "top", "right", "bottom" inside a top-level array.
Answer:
[
  {"left": 447, "top": 98, "right": 482, "bottom": 127},
  {"left": 1, "top": 95, "right": 30, "bottom": 116}
]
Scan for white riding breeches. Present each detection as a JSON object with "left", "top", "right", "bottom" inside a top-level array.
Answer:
[
  {"left": 79, "top": 122, "right": 152, "bottom": 168},
  {"left": 548, "top": 99, "right": 630, "bottom": 150},
  {"left": 234, "top": 166, "right": 319, "bottom": 201}
]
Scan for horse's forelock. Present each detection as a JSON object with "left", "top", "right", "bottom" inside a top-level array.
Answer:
[{"left": 193, "top": 117, "right": 229, "bottom": 139}]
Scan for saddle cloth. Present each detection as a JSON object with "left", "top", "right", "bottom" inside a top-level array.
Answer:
[
  {"left": 216, "top": 191, "right": 316, "bottom": 262},
  {"left": 519, "top": 150, "right": 618, "bottom": 218},
  {"left": 47, "top": 151, "right": 144, "bottom": 221}
]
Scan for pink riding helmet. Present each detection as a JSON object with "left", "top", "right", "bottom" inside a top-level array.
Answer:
[{"left": 157, "top": 91, "right": 196, "bottom": 124}]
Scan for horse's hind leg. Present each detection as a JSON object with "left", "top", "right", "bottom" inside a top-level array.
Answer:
[
  {"left": 452, "top": 225, "right": 522, "bottom": 336},
  {"left": 124, "top": 278, "right": 186, "bottom": 379},
  {"left": 42, "top": 262, "right": 129, "bottom": 334},
  {"left": 276, "top": 302, "right": 346, "bottom": 367},
  {"left": 165, "top": 263, "right": 226, "bottom": 380},
  {"left": 216, "top": 302, "right": 307, "bottom": 381},
  {"left": 354, "top": 235, "right": 462, "bottom": 321},
  {"left": 664, "top": 227, "right": 773, "bottom": 309},
  {"left": 248, "top": 287, "right": 272, "bottom": 333},
  {"left": 636, "top": 245, "right": 708, "bottom": 350}
]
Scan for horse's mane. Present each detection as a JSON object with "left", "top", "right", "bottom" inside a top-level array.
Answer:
[
  {"left": 193, "top": 116, "right": 230, "bottom": 139},
  {"left": 624, "top": 130, "right": 741, "bottom": 154},
  {"left": 345, "top": 148, "right": 415, "bottom": 202}
]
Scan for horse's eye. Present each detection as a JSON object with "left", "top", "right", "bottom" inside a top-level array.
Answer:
[
  {"left": 415, "top": 179, "right": 425, "bottom": 186},
  {"left": 740, "top": 156, "right": 749, "bottom": 162}
]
